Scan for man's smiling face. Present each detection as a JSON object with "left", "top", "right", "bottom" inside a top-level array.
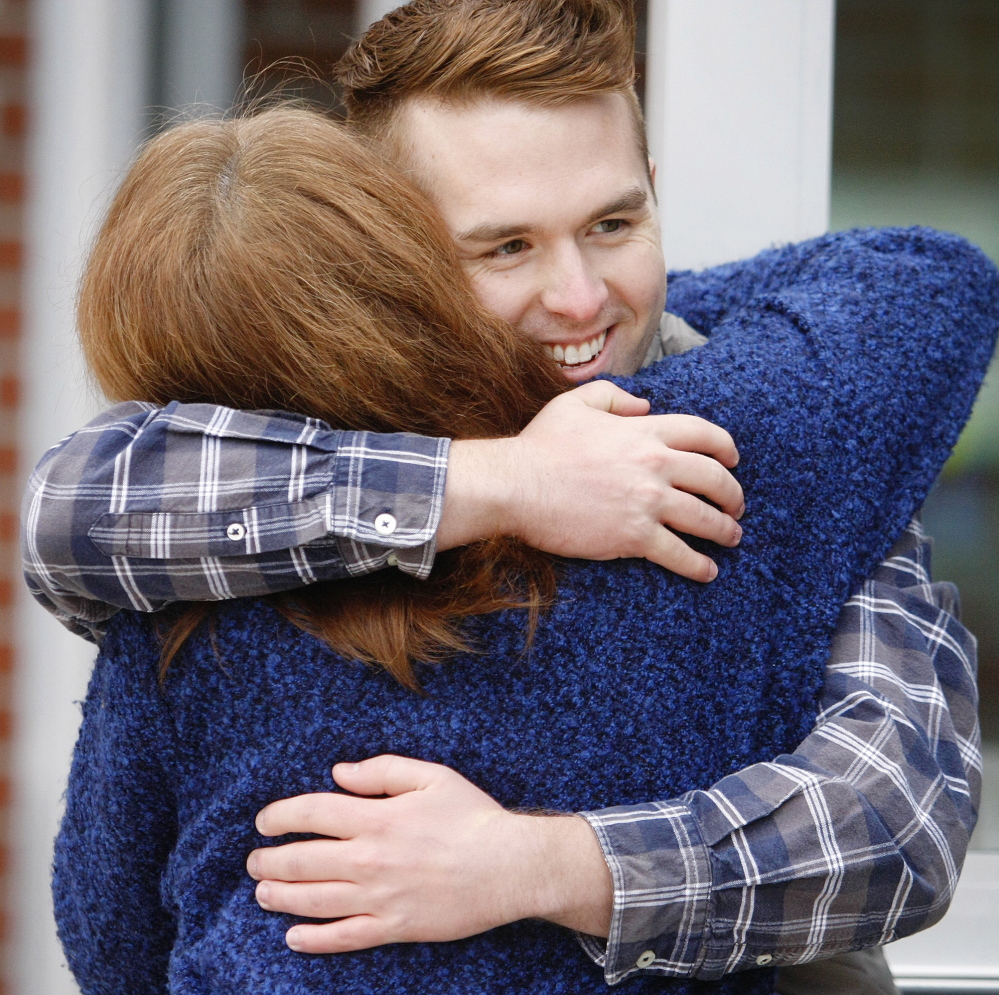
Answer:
[{"left": 393, "top": 93, "right": 667, "bottom": 381}]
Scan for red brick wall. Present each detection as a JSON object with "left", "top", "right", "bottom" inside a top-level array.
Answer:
[{"left": 0, "top": 0, "right": 25, "bottom": 984}]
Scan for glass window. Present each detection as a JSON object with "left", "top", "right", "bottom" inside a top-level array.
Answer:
[
  {"left": 242, "top": 0, "right": 357, "bottom": 109},
  {"left": 833, "top": 0, "right": 999, "bottom": 850}
]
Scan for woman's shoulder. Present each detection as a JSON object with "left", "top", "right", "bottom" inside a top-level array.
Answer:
[
  {"left": 99, "top": 608, "right": 163, "bottom": 674},
  {"left": 92, "top": 599, "right": 344, "bottom": 738},
  {"left": 98, "top": 598, "right": 311, "bottom": 680},
  {"left": 187, "top": 597, "right": 326, "bottom": 658}
]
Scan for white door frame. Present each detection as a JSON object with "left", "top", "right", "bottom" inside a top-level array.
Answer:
[{"left": 645, "top": 0, "right": 835, "bottom": 270}]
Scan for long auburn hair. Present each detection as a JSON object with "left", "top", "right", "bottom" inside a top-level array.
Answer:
[{"left": 78, "top": 107, "right": 568, "bottom": 688}]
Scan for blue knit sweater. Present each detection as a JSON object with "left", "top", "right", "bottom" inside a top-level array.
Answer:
[{"left": 52, "top": 229, "right": 999, "bottom": 995}]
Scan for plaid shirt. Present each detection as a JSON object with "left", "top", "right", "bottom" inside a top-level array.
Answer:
[
  {"left": 22, "top": 402, "right": 449, "bottom": 639},
  {"left": 21, "top": 407, "right": 978, "bottom": 985},
  {"left": 581, "top": 519, "right": 979, "bottom": 984}
]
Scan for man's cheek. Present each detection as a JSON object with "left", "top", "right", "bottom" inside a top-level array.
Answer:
[
  {"left": 615, "top": 262, "right": 664, "bottom": 326},
  {"left": 634, "top": 259, "right": 667, "bottom": 323},
  {"left": 469, "top": 272, "right": 531, "bottom": 325}
]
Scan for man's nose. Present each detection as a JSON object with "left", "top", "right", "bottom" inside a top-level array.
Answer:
[{"left": 539, "top": 245, "right": 609, "bottom": 323}]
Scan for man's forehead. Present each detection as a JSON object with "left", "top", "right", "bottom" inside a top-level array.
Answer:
[
  {"left": 393, "top": 94, "right": 652, "bottom": 231},
  {"left": 396, "top": 92, "right": 639, "bottom": 161}
]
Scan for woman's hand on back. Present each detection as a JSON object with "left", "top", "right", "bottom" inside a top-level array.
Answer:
[{"left": 437, "top": 382, "right": 744, "bottom": 583}]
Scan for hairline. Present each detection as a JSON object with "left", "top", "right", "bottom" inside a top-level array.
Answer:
[{"left": 351, "top": 87, "right": 653, "bottom": 186}]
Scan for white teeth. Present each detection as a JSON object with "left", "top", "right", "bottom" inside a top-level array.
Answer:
[{"left": 550, "top": 328, "right": 610, "bottom": 367}]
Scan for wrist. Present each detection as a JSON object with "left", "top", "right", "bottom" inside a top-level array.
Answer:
[
  {"left": 436, "top": 437, "right": 521, "bottom": 551},
  {"left": 514, "top": 813, "right": 613, "bottom": 937}
]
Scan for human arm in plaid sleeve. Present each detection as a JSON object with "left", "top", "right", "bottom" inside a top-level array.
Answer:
[
  {"left": 23, "top": 391, "right": 747, "bottom": 642},
  {"left": 22, "top": 402, "right": 450, "bottom": 642},
  {"left": 579, "top": 519, "right": 979, "bottom": 984}
]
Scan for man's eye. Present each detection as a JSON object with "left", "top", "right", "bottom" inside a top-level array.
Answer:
[
  {"left": 493, "top": 239, "right": 528, "bottom": 256},
  {"left": 594, "top": 219, "right": 626, "bottom": 234}
]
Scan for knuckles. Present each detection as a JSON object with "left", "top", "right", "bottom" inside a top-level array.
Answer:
[
  {"left": 284, "top": 849, "right": 314, "bottom": 881},
  {"left": 254, "top": 842, "right": 330, "bottom": 882},
  {"left": 303, "top": 884, "right": 336, "bottom": 917},
  {"left": 708, "top": 462, "right": 732, "bottom": 493},
  {"left": 351, "top": 843, "right": 393, "bottom": 877}
]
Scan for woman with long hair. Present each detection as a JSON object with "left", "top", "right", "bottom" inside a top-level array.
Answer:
[{"left": 50, "top": 106, "right": 996, "bottom": 994}]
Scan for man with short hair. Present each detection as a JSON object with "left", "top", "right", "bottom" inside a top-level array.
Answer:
[{"left": 24, "top": 2, "right": 978, "bottom": 991}]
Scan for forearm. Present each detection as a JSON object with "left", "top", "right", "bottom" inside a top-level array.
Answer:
[
  {"left": 247, "top": 526, "right": 976, "bottom": 969},
  {"left": 22, "top": 402, "right": 449, "bottom": 637},
  {"left": 576, "top": 523, "right": 979, "bottom": 984},
  {"left": 25, "top": 385, "right": 746, "bottom": 641}
]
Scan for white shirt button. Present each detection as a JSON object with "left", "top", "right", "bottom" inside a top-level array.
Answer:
[
  {"left": 636, "top": 950, "right": 656, "bottom": 968},
  {"left": 374, "top": 512, "right": 397, "bottom": 536},
  {"left": 226, "top": 522, "right": 246, "bottom": 541},
  {"left": 755, "top": 954, "right": 773, "bottom": 966},
  {"left": 386, "top": 552, "right": 399, "bottom": 567}
]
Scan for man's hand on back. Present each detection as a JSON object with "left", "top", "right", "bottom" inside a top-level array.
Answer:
[
  {"left": 248, "top": 755, "right": 613, "bottom": 954},
  {"left": 437, "top": 382, "right": 744, "bottom": 583}
]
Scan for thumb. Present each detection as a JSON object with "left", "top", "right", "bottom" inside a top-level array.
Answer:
[
  {"left": 332, "top": 754, "right": 442, "bottom": 797},
  {"left": 569, "top": 380, "right": 650, "bottom": 417}
]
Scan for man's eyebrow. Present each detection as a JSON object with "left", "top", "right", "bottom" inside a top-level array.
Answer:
[
  {"left": 585, "top": 187, "right": 649, "bottom": 225},
  {"left": 456, "top": 220, "right": 540, "bottom": 243},
  {"left": 456, "top": 188, "right": 650, "bottom": 245}
]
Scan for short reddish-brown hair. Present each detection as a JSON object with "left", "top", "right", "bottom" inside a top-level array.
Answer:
[{"left": 336, "top": 0, "right": 648, "bottom": 162}]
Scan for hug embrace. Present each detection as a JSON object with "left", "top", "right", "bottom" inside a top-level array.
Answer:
[{"left": 22, "top": 2, "right": 999, "bottom": 994}]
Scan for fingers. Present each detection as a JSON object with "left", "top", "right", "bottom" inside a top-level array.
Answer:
[
  {"left": 643, "top": 487, "right": 745, "bottom": 582},
  {"left": 567, "top": 381, "right": 651, "bottom": 417},
  {"left": 659, "top": 491, "right": 742, "bottom": 549},
  {"left": 642, "top": 528, "right": 719, "bottom": 583},
  {"left": 256, "top": 878, "right": 364, "bottom": 920},
  {"left": 649, "top": 413, "right": 740, "bottom": 468},
  {"left": 248, "top": 839, "right": 347, "bottom": 882},
  {"left": 332, "top": 754, "right": 447, "bottom": 797},
  {"left": 255, "top": 792, "right": 368, "bottom": 839},
  {"left": 256, "top": 758, "right": 454, "bottom": 838},
  {"left": 286, "top": 916, "right": 387, "bottom": 955},
  {"left": 665, "top": 450, "right": 745, "bottom": 518}
]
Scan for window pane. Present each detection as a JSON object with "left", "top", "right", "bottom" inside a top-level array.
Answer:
[{"left": 833, "top": 0, "right": 999, "bottom": 850}]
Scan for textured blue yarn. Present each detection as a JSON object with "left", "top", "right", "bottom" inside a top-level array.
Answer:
[{"left": 52, "top": 229, "right": 999, "bottom": 995}]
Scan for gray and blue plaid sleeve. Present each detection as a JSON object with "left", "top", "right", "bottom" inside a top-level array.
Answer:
[
  {"left": 22, "top": 402, "right": 450, "bottom": 641},
  {"left": 579, "top": 519, "right": 979, "bottom": 985}
]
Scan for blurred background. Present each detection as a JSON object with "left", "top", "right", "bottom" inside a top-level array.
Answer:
[
  {"left": 831, "top": 0, "right": 999, "bottom": 854},
  {"left": 0, "top": 0, "right": 994, "bottom": 991}
]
